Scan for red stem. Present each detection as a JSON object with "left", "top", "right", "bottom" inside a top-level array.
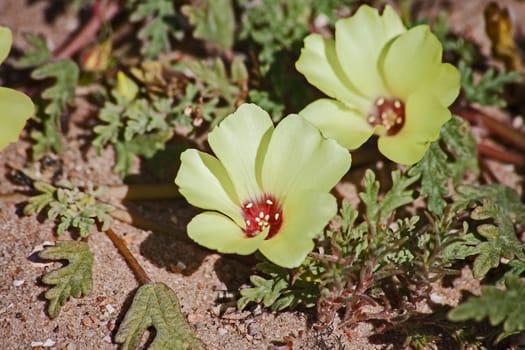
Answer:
[
  {"left": 477, "top": 143, "right": 525, "bottom": 166},
  {"left": 54, "top": 0, "right": 120, "bottom": 59},
  {"left": 456, "top": 107, "right": 525, "bottom": 153}
]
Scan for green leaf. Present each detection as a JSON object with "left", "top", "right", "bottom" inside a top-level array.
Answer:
[
  {"left": 39, "top": 241, "right": 93, "bottom": 318},
  {"left": 115, "top": 282, "right": 204, "bottom": 350},
  {"left": 359, "top": 169, "right": 417, "bottom": 222},
  {"left": 450, "top": 184, "right": 525, "bottom": 278},
  {"left": 409, "top": 116, "right": 478, "bottom": 216},
  {"left": 24, "top": 181, "right": 114, "bottom": 237},
  {"left": 30, "top": 59, "right": 79, "bottom": 158},
  {"left": 459, "top": 61, "right": 521, "bottom": 107},
  {"left": 237, "top": 261, "right": 318, "bottom": 311},
  {"left": 15, "top": 33, "right": 51, "bottom": 68},
  {"left": 238, "top": 0, "right": 312, "bottom": 73},
  {"left": 129, "top": 0, "right": 181, "bottom": 59},
  {"left": 449, "top": 276, "right": 525, "bottom": 341},
  {"left": 182, "top": 0, "right": 235, "bottom": 50}
]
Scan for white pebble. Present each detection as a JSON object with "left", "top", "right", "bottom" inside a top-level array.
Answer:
[
  {"left": 218, "top": 328, "right": 228, "bottom": 335},
  {"left": 105, "top": 304, "right": 116, "bottom": 314},
  {"left": 430, "top": 292, "right": 444, "bottom": 304},
  {"left": 13, "top": 279, "right": 25, "bottom": 287}
]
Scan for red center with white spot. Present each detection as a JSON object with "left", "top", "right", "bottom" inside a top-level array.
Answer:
[
  {"left": 367, "top": 97, "right": 406, "bottom": 136},
  {"left": 242, "top": 194, "right": 283, "bottom": 239}
]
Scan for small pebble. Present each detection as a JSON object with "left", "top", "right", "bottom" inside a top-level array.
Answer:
[
  {"left": 430, "top": 292, "right": 444, "bottom": 304},
  {"left": 105, "top": 304, "right": 116, "bottom": 314},
  {"left": 218, "top": 328, "right": 228, "bottom": 335},
  {"left": 13, "top": 279, "right": 25, "bottom": 287},
  {"left": 30, "top": 338, "right": 55, "bottom": 348}
]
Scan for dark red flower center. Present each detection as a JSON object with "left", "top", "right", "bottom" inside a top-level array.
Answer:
[
  {"left": 367, "top": 97, "right": 405, "bottom": 136},
  {"left": 242, "top": 194, "right": 283, "bottom": 239}
]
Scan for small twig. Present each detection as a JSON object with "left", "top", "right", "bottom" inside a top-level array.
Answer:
[
  {"left": 105, "top": 183, "right": 180, "bottom": 201},
  {"left": 105, "top": 227, "right": 151, "bottom": 285},
  {"left": 456, "top": 107, "right": 525, "bottom": 153},
  {"left": 477, "top": 143, "right": 525, "bottom": 166},
  {"left": 54, "top": 0, "right": 120, "bottom": 59}
]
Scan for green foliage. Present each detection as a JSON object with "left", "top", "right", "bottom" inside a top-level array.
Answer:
[
  {"left": 30, "top": 59, "right": 79, "bottom": 158},
  {"left": 184, "top": 58, "right": 246, "bottom": 126},
  {"left": 409, "top": 116, "right": 478, "bottom": 216},
  {"left": 238, "top": 0, "right": 312, "bottom": 74},
  {"left": 24, "top": 180, "right": 114, "bottom": 237},
  {"left": 39, "top": 241, "right": 93, "bottom": 318},
  {"left": 182, "top": 0, "right": 235, "bottom": 50},
  {"left": 115, "top": 282, "right": 205, "bottom": 350},
  {"left": 449, "top": 276, "right": 525, "bottom": 342},
  {"left": 15, "top": 34, "right": 50, "bottom": 68},
  {"left": 459, "top": 61, "right": 521, "bottom": 107},
  {"left": 237, "top": 261, "right": 318, "bottom": 311},
  {"left": 129, "top": 0, "right": 182, "bottom": 59},
  {"left": 448, "top": 184, "right": 525, "bottom": 278}
]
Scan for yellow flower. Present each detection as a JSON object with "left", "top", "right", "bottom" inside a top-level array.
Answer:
[
  {"left": 295, "top": 5, "right": 459, "bottom": 165},
  {"left": 175, "top": 104, "right": 351, "bottom": 268}
]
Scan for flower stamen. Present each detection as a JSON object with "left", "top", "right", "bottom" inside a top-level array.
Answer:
[
  {"left": 242, "top": 194, "right": 283, "bottom": 239},
  {"left": 368, "top": 97, "right": 406, "bottom": 136}
]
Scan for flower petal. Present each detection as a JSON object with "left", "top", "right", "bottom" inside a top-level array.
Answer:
[
  {"left": 402, "top": 91, "right": 451, "bottom": 141},
  {"left": 208, "top": 103, "right": 273, "bottom": 201},
  {"left": 261, "top": 114, "right": 351, "bottom": 199},
  {"left": 0, "top": 87, "right": 34, "bottom": 150},
  {"left": 259, "top": 190, "right": 336, "bottom": 268},
  {"left": 377, "top": 91, "right": 450, "bottom": 165},
  {"left": 381, "top": 25, "right": 443, "bottom": 100},
  {"left": 335, "top": 5, "right": 405, "bottom": 98},
  {"left": 427, "top": 63, "right": 460, "bottom": 107},
  {"left": 295, "top": 34, "right": 369, "bottom": 112},
  {"left": 0, "top": 27, "right": 12, "bottom": 65},
  {"left": 175, "top": 149, "right": 243, "bottom": 225},
  {"left": 300, "top": 98, "right": 375, "bottom": 150},
  {"left": 188, "top": 212, "right": 268, "bottom": 255},
  {"left": 377, "top": 134, "right": 430, "bottom": 165}
]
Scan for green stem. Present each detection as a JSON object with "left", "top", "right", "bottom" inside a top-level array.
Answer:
[{"left": 105, "top": 183, "right": 180, "bottom": 201}]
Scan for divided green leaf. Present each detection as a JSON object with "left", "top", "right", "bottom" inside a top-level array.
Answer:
[
  {"left": 449, "top": 276, "right": 525, "bottom": 342},
  {"left": 39, "top": 241, "right": 93, "bottom": 318},
  {"left": 449, "top": 184, "right": 525, "bottom": 278},
  {"left": 24, "top": 180, "right": 114, "bottom": 237},
  {"left": 115, "top": 282, "right": 205, "bottom": 350},
  {"left": 129, "top": 0, "right": 182, "bottom": 59},
  {"left": 15, "top": 33, "right": 51, "bottom": 68},
  {"left": 409, "top": 116, "right": 478, "bottom": 216},
  {"left": 182, "top": 0, "right": 235, "bottom": 50},
  {"left": 459, "top": 61, "right": 521, "bottom": 107},
  {"left": 237, "top": 261, "right": 318, "bottom": 312},
  {"left": 30, "top": 59, "right": 79, "bottom": 158}
]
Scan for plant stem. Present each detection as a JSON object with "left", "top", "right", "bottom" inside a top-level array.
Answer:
[
  {"left": 54, "top": 0, "right": 120, "bottom": 59},
  {"left": 477, "top": 143, "right": 525, "bottom": 166},
  {"left": 457, "top": 107, "right": 525, "bottom": 152},
  {"left": 105, "top": 227, "right": 151, "bottom": 285},
  {"left": 105, "top": 183, "right": 180, "bottom": 201}
]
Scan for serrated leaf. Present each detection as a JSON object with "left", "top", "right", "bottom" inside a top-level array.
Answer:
[
  {"left": 39, "top": 241, "right": 93, "bottom": 318},
  {"left": 15, "top": 33, "right": 51, "bottom": 68},
  {"left": 129, "top": 0, "right": 181, "bottom": 59},
  {"left": 451, "top": 184, "right": 525, "bottom": 278},
  {"left": 31, "top": 59, "right": 79, "bottom": 157},
  {"left": 115, "top": 282, "right": 204, "bottom": 350},
  {"left": 182, "top": 0, "right": 234, "bottom": 50},
  {"left": 459, "top": 61, "right": 521, "bottom": 107},
  {"left": 359, "top": 169, "right": 417, "bottom": 222},
  {"left": 449, "top": 276, "right": 525, "bottom": 341},
  {"left": 409, "top": 116, "right": 478, "bottom": 216}
]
